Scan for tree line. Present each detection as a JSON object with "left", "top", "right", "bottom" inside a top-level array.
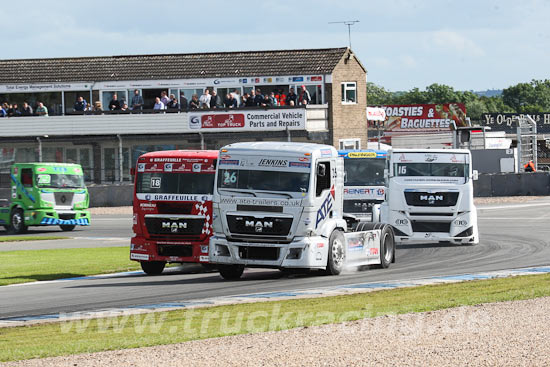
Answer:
[{"left": 367, "top": 79, "right": 550, "bottom": 121}]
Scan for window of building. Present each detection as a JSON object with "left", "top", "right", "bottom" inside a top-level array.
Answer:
[
  {"left": 339, "top": 138, "right": 361, "bottom": 150},
  {"left": 101, "top": 91, "right": 128, "bottom": 111},
  {"left": 341, "top": 82, "right": 357, "bottom": 104}
]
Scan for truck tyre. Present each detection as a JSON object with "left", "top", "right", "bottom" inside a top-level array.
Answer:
[
  {"left": 377, "top": 224, "right": 395, "bottom": 268},
  {"left": 326, "top": 230, "right": 345, "bottom": 275},
  {"left": 60, "top": 225, "right": 76, "bottom": 231},
  {"left": 140, "top": 261, "right": 166, "bottom": 275},
  {"left": 218, "top": 265, "right": 245, "bottom": 280},
  {"left": 10, "top": 208, "right": 27, "bottom": 234}
]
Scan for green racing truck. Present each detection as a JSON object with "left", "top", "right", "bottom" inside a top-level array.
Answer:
[{"left": 0, "top": 163, "right": 91, "bottom": 234}]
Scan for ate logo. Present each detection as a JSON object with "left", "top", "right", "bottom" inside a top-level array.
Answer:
[{"left": 315, "top": 185, "right": 335, "bottom": 228}]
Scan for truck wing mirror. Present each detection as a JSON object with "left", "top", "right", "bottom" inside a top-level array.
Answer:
[
  {"left": 130, "top": 168, "right": 136, "bottom": 176},
  {"left": 384, "top": 168, "right": 389, "bottom": 178},
  {"left": 343, "top": 170, "right": 347, "bottom": 183},
  {"left": 317, "top": 164, "right": 326, "bottom": 177},
  {"left": 472, "top": 170, "right": 479, "bottom": 181}
]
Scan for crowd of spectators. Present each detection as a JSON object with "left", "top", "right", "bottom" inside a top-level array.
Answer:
[{"left": 0, "top": 85, "right": 314, "bottom": 117}]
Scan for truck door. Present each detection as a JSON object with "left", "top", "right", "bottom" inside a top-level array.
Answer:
[
  {"left": 19, "top": 168, "right": 34, "bottom": 200},
  {"left": 314, "top": 161, "right": 333, "bottom": 229}
]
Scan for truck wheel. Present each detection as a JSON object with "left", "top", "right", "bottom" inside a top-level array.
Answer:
[
  {"left": 10, "top": 208, "right": 27, "bottom": 234},
  {"left": 60, "top": 225, "right": 76, "bottom": 231},
  {"left": 377, "top": 224, "right": 395, "bottom": 269},
  {"left": 140, "top": 261, "right": 166, "bottom": 275},
  {"left": 326, "top": 230, "right": 345, "bottom": 275},
  {"left": 218, "top": 265, "right": 245, "bottom": 280}
]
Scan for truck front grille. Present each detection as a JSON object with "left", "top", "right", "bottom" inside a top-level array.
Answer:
[
  {"left": 411, "top": 221, "right": 451, "bottom": 233},
  {"left": 145, "top": 217, "right": 204, "bottom": 236},
  {"left": 54, "top": 192, "right": 74, "bottom": 207},
  {"left": 404, "top": 192, "right": 459, "bottom": 207},
  {"left": 226, "top": 215, "right": 292, "bottom": 236}
]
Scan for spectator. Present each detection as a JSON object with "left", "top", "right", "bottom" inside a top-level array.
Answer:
[
  {"left": 254, "top": 88, "right": 264, "bottom": 106},
  {"left": 276, "top": 89, "right": 286, "bottom": 106},
  {"left": 179, "top": 92, "right": 188, "bottom": 111},
  {"left": 0, "top": 104, "right": 6, "bottom": 117},
  {"left": 36, "top": 102, "right": 48, "bottom": 116},
  {"left": 8, "top": 103, "right": 21, "bottom": 117},
  {"left": 74, "top": 96, "right": 87, "bottom": 112},
  {"left": 231, "top": 89, "right": 241, "bottom": 107},
  {"left": 286, "top": 87, "right": 297, "bottom": 106},
  {"left": 160, "top": 91, "right": 170, "bottom": 106},
  {"left": 270, "top": 92, "right": 278, "bottom": 106},
  {"left": 153, "top": 97, "right": 165, "bottom": 111},
  {"left": 199, "top": 89, "right": 211, "bottom": 109},
  {"left": 189, "top": 94, "right": 200, "bottom": 109},
  {"left": 21, "top": 101, "right": 33, "bottom": 116},
  {"left": 131, "top": 89, "right": 144, "bottom": 110},
  {"left": 210, "top": 90, "right": 223, "bottom": 109},
  {"left": 261, "top": 94, "right": 273, "bottom": 107},
  {"left": 246, "top": 90, "right": 256, "bottom": 107},
  {"left": 121, "top": 103, "right": 130, "bottom": 112},
  {"left": 167, "top": 94, "right": 179, "bottom": 111},
  {"left": 224, "top": 93, "right": 237, "bottom": 109},
  {"left": 289, "top": 100, "right": 295, "bottom": 106},
  {"left": 109, "top": 94, "right": 121, "bottom": 110},
  {"left": 298, "top": 85, "right": 311, "bottom": 105},
  {"left": 93, "top": 101, "right": 103, "bottom": 113}
]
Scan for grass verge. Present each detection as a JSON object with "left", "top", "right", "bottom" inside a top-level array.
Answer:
[
  {"left": 1, "top": 273, "right": 549, "bottom": 362},
  {"left": 0, "top": 236, "right": 69, "bottom": 243},
  {"left": 0, "top": 247, "right": 139, "bottom": 286}
]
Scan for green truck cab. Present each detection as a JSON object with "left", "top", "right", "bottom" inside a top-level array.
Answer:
[{"left": 0, "top": 163, "right": 91, "bottom": 234}]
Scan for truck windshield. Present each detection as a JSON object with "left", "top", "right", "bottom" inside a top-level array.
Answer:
[
  {"left": 344, "top": 158, "right": 385, "bottom": 186},
  {"left": 218, "top": 169, "right": 310, "bottom": 193},
  {"left": 137, "top": 172, "right": 214, "bottom": 194},
  {"left": 37, "top": 174, "right": 85, "bottom": 188},
  {"left": 394, "top": 163, "right": 468, "bottom": 177}
]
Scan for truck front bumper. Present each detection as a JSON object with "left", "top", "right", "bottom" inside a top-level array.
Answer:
[
  {"left": 209, "top": 235, "right": 329, "bottom": 269},
  {"left": 27, "top": 209, "right": 90, "bottom": 226},
  {"left": 130, "top": 236, "right": 210, "bottom": 263}
]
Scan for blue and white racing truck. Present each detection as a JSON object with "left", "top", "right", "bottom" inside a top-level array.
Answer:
[{"left": 339, "top": 149, "right": 387, "bottom": 221}]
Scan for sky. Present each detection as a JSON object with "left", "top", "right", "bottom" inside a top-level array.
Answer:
[{"left": 1, "top": 0, "right": 549, "bottom": 92}]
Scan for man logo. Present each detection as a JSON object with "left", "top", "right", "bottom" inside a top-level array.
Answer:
[
  {"left": 420, "top": 194, "right": 443, "bottom": 205},
  {"left": 162, "top": 221, "right": 188, "bottom": 233},
  {"left": 245, "top": 220, "right": 273, "bottom": 233}
]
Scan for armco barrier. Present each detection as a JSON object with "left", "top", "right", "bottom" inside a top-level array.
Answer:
[
  {"left": 474, "top": 172, "right": 550, "bottom": 197},
  {"left": 88, "top": 184, "right": 133, "bottom": 207}
]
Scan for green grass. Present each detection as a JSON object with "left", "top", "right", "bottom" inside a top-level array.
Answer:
[
  {"left": 0, "top": 247, "right": 139, "bottom": 286},
  {"left": 1, "top": 273, "right": 549, "bottom": 362},
  {"left": 0, "top": 236, "right": 69, "bottom": 242}
]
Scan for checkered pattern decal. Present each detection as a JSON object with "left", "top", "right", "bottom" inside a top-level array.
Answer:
[{"left": 193, "top": 199, "right": 212, "bottom": 236}]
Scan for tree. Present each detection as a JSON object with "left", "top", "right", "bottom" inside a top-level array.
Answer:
[{"left": 366, "top": 82, "right": 393, "bottom": 106}]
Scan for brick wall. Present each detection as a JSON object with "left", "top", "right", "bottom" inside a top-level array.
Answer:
[{"left": 328, "top": 51, "right": 368, "bottom": 148}]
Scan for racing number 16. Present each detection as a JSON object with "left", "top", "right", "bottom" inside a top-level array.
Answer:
[{"left": 398, "top": 165, "right": 407, "bottom": 175}]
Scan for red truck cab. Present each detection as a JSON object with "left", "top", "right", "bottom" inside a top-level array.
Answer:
[{"left": 130, "top": 150, "right": 218, "bottom": 275}]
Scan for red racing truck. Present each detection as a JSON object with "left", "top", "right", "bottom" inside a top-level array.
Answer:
[{"left": 131, "top": 150, "right": 218, "bottom": 275}]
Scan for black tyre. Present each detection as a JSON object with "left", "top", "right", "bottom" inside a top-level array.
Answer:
[
  {"left": 60, "top": 224, "right": 76, "bottom": 232},
  {"left": 9, "top": 208, "right": 27, "bottom": 234},
  {"left": 377, "top": 224, "right": 395, "bottom": 269},
  {"left": 218, "top": 265, "right": 245, "bottom": 280},
  {"left": 140, "top": 261, "right": 166, "bottom": 275},
  {"left": 326, "top": 230, "right": 345, "bottom": 275}
]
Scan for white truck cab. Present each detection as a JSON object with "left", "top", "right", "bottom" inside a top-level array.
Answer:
[
  {"left": 209, "top": 142, "right": 395, "bottom": 279},
  {"left": 381, "top": 148, "right": 479, "bottom": 245}
]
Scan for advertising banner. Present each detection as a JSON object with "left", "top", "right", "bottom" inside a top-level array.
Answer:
[
  {"left": 481, "top": 113, "right": 550, "bottom": 134},
  {"left": 188, "top": 109, "right": 306, "bottom": 131},
  {"left": 380, "top": 103, "right": 467, "bottom": 136}
]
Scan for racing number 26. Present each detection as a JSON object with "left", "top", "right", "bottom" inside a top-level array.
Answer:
[{"left": 223, "top": 171, "right": 237, "bottom": 185}]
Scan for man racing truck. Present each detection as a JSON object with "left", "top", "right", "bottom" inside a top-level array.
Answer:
[
  {"left": 380, "top": 148, "right": 479, "bottom": 245},
  {"left": 0, "top": 163, "right": 90, "bottom": 233},
  {"left": 131, "top": 150, "right": 218, "bottom": 275},
  {"left": 209, "top": 142, "right": 395, "bottom": 279}
]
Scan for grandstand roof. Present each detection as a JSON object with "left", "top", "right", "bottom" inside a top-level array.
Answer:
[{"left": 0, "top": 48, "right": 351, "bottom": 84}]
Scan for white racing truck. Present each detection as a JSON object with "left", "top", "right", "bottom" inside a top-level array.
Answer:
[
  {"left": 380, "top": 148, "right": 479, "bottom": 245},
  {"left": 209, "top": 142, "right": 395, "bottom": 279}
]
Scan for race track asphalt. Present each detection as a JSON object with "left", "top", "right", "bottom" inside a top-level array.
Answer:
[{"left": 1, "top": 200, "right": 550, "bottom": 320}]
